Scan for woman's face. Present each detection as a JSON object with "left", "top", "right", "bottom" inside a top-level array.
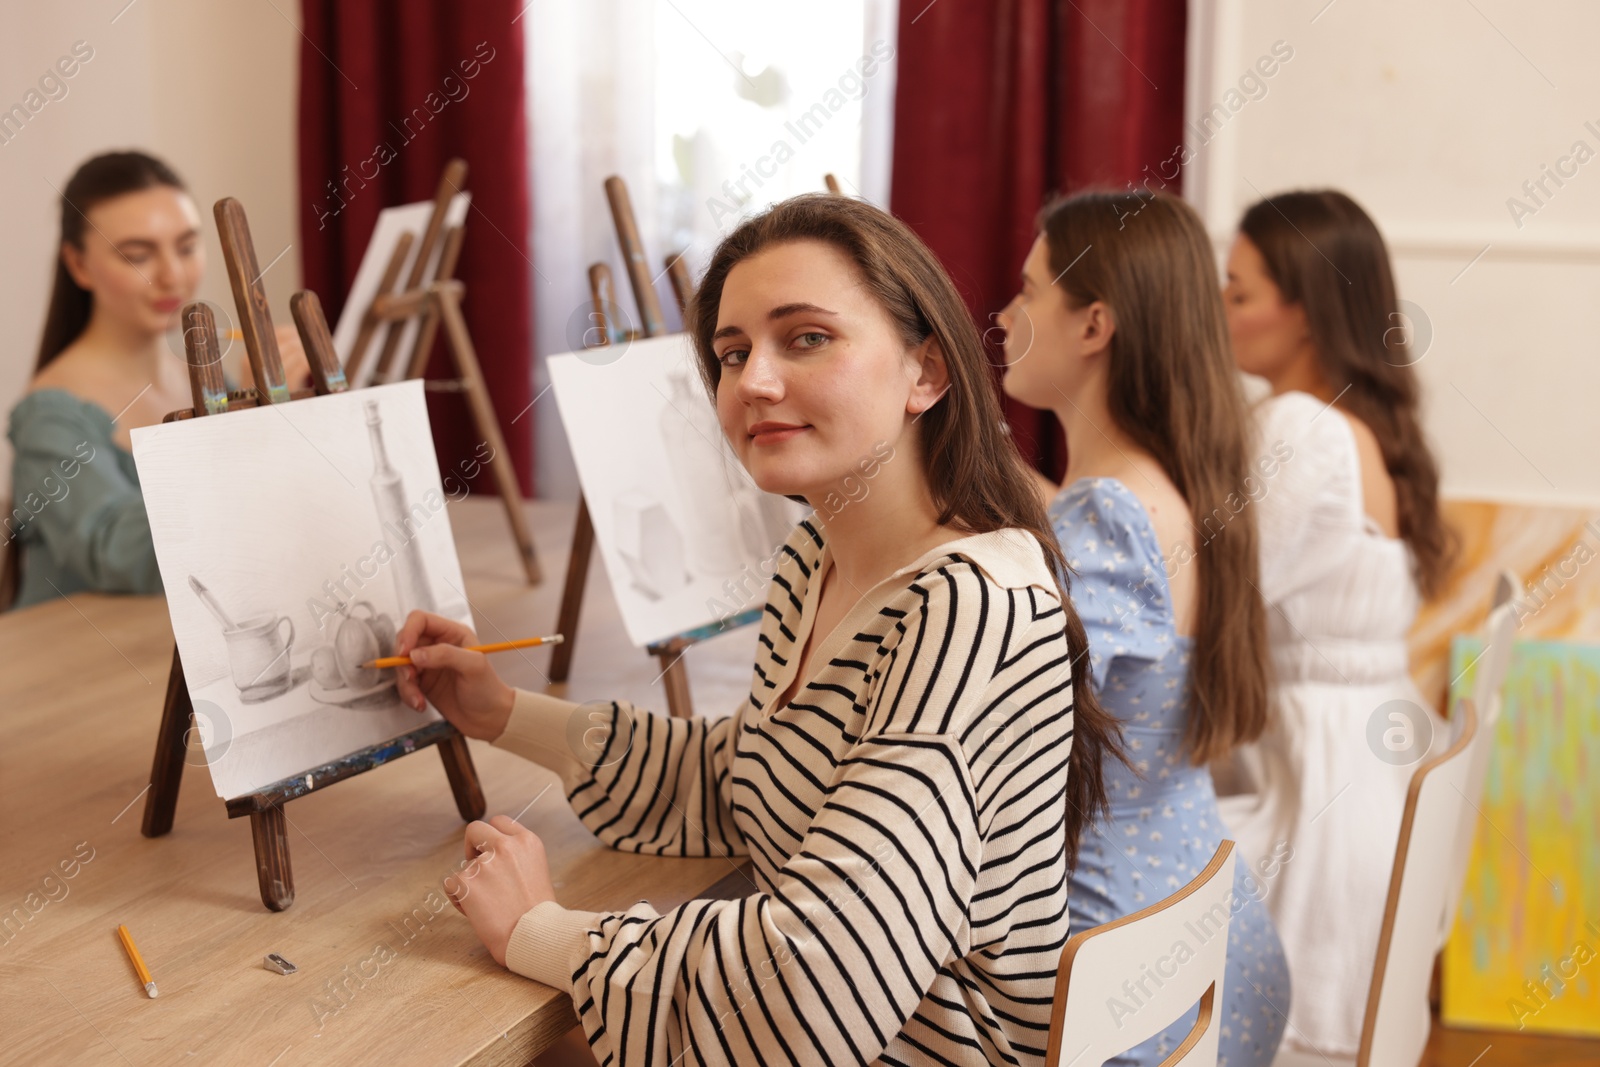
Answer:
[
  {"left": 711, "top": 238, "right": 942, "bottom": 501},
  {"left": 996, "top": 235, "right": 1102, "bottom": 411},
  {"left": 1223, "top": 234, "right": 1309, "bottom": 381},
  {"left": 61, "top": 185, "right": 204, "bottom": 338}
]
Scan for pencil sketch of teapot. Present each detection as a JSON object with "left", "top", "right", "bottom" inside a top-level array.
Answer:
[{"left": 309, "top": 601, "right": 400, "bottom": 707}]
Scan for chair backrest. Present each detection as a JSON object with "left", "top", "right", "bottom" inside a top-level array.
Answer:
[
  {"left": 1358, "top": 698, "right": 1481, "bottom": 1067},
  {"left": 1046, "top": 841, "right": 1236, "bottom": 1067},
  {"left": 1472, "top": 571, "right": 1520, "bottom": 730},
  {"left": 1440, "top": 572, "right": 1519, "bottom": 943}
]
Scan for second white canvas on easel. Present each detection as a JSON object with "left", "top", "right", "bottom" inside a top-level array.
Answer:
[{"left": 547, "top": 333, "right": 805, "bottom": 648}]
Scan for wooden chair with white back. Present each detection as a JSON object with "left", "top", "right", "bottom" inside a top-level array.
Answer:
[
  {"left": 1272, "top": 572, "right": 1518, "bottom": 1067},
  {"left": 1046, "top": 840, "right": 1238, "bottom": 1066}
]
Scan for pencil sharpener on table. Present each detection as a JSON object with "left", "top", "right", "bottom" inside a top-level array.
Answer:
[{"left": 264, "top": 953, "right": 297, "bottom": 975}]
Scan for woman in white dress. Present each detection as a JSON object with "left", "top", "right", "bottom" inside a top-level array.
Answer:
[{"left": 1216, "top": 189, "right": 1456, "bottom": 1056}]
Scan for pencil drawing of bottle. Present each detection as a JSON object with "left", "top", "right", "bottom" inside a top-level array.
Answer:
[{"left": 365, "top": 398, "right": 436, "bottom": 614}]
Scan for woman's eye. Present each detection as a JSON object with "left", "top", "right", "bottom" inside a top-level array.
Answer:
[
  {"left": 795, "top": 332, "right": 828, "bottom": 349},
  {"left": 718, "top": 349, "right": 748, "bottom": 368}
]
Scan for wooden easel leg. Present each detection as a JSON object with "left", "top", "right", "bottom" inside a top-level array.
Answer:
[
  {"left": 347, "top": 234, "right": 414, "bottom": 385},
  {"left": 550, "top": 496, "right": 594, "bottom": 684},
  {"left": 403, "top": 225, "right": 465, "bottom": 382},
  {"left": 437, "top": 733, "right": 487, "bottom": 822},
  {"left": 656, "top": 648, "right": 695, "bottom": 719},
  {"left": 142, "top": 648, "right": 192, "bottom": 838},
  {"left": 432, "top": 283, "right": 541, "bottom": 585},
  {"left": 250, "top": 806, "right": 295, "bottom": 911}
]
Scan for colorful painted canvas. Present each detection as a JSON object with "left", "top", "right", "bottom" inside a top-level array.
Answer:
[
  {"left": 1442, "top": 636, "right": 1600, "bottom": 1036},
  {"left": 1411, "top": 499, "right": 1600, "bottom": 709}
]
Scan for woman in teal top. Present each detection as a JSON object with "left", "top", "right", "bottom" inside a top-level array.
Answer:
[
  {"left": 8, "top": 389, "right": 159, "bottom": 607},
  {"left": 997, "top": 191, "right": 1290, "bottom": 1065},
  {"left": 7, "top": 151, "right": 305, "bottom": 610}
]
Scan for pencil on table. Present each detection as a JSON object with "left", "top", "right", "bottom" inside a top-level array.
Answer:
[
  {"left": 363, "top": 633, "right": 564, "bottom": 670},
  {"left": 116, "top": 924, "right": 158, "bottom": 999}
]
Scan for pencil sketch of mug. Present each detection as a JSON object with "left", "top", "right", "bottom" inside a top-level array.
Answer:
[
  {"left": 224, "top": 615, "right": 296, "bottom": 703},
  {"left": 189, "top": 574, "right": 296, "bottom": 704}
]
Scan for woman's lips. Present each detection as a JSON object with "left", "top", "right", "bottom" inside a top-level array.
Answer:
[
  {"left": 152, "top": 297, "right": 183, "bottom": 313},
  {"left": 749, "top": 425, "right": 809, "bottom": 446}
]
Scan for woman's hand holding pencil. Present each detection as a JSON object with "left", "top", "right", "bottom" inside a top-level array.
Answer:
[
  {"left": 392, "top": 611, "right": 520, "bottom": 741},
  {"left": 364, "top": 634, "right": 562, "bottom": 670}
]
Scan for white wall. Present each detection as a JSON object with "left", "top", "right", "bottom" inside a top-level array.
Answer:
[
  {"left": 0, "top": 1, "right": 300, "bottom": 492},
  {"left": 1185, "top": 0, "right": 1600, "bottom": 507},
  {"left": 9, "top": 2, "right": 1593, "bottom": 509}
]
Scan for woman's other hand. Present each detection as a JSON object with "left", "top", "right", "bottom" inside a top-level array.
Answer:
[{"left": 449, "top": 815, "right": 559, "bottom": 967}]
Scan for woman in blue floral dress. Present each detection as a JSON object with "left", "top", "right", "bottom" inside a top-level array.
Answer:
[{"left": 997, "top": 190, "right": 1292, "bottom": 1066}]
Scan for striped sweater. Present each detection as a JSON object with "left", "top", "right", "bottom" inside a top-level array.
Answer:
[{"left": 491, "top": 520, "right": 1080, "bottom": 1066}]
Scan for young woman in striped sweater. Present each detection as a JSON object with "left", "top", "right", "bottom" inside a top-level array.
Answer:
[{"left": 393, "top": 194, "right": 1124, "bottom": 1066}]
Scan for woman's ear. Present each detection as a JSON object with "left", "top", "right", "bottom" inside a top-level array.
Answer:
[
  {"left": 906, "top": 335, "right": 951, "bottom": 416},
  {"left": 61, "top": 242, "right": 92, "bottom": 291},
  {"left": 1288, "top": 300, "right": 1313, "bottom": 345},
  {"left": 1080, "top": 300, "right": 1116, "bottom": 358}
]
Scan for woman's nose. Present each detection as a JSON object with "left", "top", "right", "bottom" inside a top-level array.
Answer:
[
  {"left": 735, "top": 346, "right": 784, "bottom": 402},
  {"left": 153, "top": 248, "right": 182, "bottom": 290}
]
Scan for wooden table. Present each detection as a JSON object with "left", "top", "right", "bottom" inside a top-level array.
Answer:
[{"left": 0, "top": 498, "right": 761, "bottom": 1065}]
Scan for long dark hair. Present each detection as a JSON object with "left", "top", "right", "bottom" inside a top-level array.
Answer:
[
  {"left": 686, "top": 193, "right": 1127, "bottom": 865},
  {"left": 1239, "top": 190, "right": 1455, "bottom": 598},
  {"left": 35, "top": 151, "right": 187, "bottom": 372},
  {"left": 1038, "top": 191, "right": 1269, "bottom": 765}
]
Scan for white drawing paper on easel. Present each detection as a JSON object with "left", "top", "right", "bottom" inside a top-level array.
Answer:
[
  {"left": 332, "top": 193, "right": 471, "bottom": 388},
  {"left": 546, "top": 333, "right": 805, "bottom": 648},
  {"left": 131, "top": 379, "right": 472, "bottom": 800}
]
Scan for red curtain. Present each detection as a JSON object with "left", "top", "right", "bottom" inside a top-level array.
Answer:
[
  {"left": 297, "top": 1, "right": 534, "bottom": 495},
  {"left": 890, "top": 0, "right": 1187, "bottom": 479}
]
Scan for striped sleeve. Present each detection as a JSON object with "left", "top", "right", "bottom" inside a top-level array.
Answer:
[
  {"left": 567, "top": 701, "right": 748, "bottom": 859},
  {"left": 560, "top": 563, "right": 1073, "bottom": 1066}
]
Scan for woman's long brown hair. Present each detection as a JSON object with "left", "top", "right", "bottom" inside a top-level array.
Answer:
[
  {"left": 35, "top": 151, "right": 187, "bottom": 372},
  {"left": 686, "top": 193, "right": 1126, "bottom": 866},
  {"left": 1038, "top": 191, "right": 1269, "bottom": 765},
  {"left": 1239, "top": 189, "right": 1456, "bottom": 597}
]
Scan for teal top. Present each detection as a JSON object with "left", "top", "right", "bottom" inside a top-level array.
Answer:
[{"left": 6, "top": 389, "right": 162, "bottom": 610}]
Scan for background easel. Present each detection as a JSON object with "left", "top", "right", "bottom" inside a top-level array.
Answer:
[
  {"left": 141, "top": 197, "right": 487, "bottom": 912},
  {"left": 548, "top": 176, "right": 763, "bottom": 718},
  {"left": 345, "top": 159, "right": 541, "bottom": 585}
]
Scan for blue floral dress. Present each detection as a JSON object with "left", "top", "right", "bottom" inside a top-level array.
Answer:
[{"left": 1050, "top": 478, "right": 1291, "bottom": 1066}]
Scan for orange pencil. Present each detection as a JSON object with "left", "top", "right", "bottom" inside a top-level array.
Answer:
[
  {"left": 363, "top": 633, "right": 564, "bottom": 670},
  {"left": 116, "top": 924, "right": 158, "bottom": 999}
]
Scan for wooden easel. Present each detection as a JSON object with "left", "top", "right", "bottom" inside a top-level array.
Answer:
[
  {"left": 141, "top": 197, "right": 487, "bottom": 912},
  {"left": 548, "top": 176, "right": 764, "bottom": 717},
  {"left": 345, "top": 159, "right": 541, "bottom": 585}
]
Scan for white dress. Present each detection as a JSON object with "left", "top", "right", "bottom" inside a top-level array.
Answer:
[{"left": 1216, "top": 390, "right": 1442, "bottom": 1056}]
